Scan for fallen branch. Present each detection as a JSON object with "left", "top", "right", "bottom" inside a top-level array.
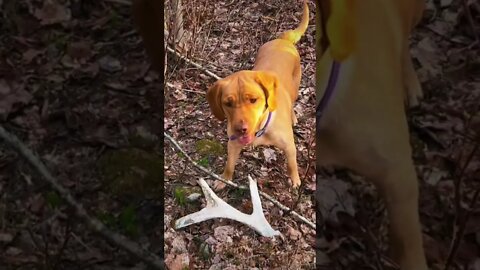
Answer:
[
  {"left": 164, "top": 131, "right": 316, "bottom": 230},
  {"left": 0, "top": 125, "right": 164, "bottom": 270}
]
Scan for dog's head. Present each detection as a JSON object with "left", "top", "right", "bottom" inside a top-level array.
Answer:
[{"left": 207, "top": 70, "right": 278, "bottom": 145}]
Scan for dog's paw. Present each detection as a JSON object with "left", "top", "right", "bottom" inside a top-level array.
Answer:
[
  {"left": 213, "top": 181, "right": 227, "bottom": 191},
  {"left": 406, "top": 79, "right": 423, "bottom": 107},
  {"left": 291, "top": 109, "right": 298, "bottom": 126},
  {"left": 291, "top": 179, "right": 301, "bottom": 189},
  {"left": 404, "top": 58, "right": 423, "bottom": 108}
]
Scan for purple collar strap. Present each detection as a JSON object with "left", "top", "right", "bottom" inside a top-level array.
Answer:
[
  {"left": 254, "top": 111, "right": 273, "bottom": 137},
  {"left": 229, "top": 111, "right": 273, "bottom": 141},
  {"left": 316, "top": 61, "right": 340, "bottom": 120}
]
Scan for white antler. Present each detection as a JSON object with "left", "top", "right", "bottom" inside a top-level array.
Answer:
[{"left": 175, "top": 175, "right": 281, "bottom": 237}]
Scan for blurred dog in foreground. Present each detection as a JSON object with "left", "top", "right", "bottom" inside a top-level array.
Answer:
[{"left": 315, "top": 0, "right": 427, "bottom": 269}]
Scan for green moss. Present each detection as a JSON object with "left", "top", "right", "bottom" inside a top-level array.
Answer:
[
  {"left": 98, "top": 148, "right": 163, "bottom": 198},
  {"left": 226, "top": 187, "right": 248, "bottom": 208},
  {"left": 46, "top": 191, "right": 63, "bottom": 209},
  {"left": 109, "top": 10, "right": 121, "bottom": 28},
  {"left": 174, "top": 187, "right": 187, "bottom": 206},
  {"left": 195, "top": 139, "right": 224, "bottom": 156},
  {"left": 199, "top": 242, "right": 211, "bottom": 261},
  {"left": 97, "top": 206, "right": 139, "bottom": 238},
  {"left": 171, "top": 185, "right": 202, "bottom": 207},
  {"left": 97, "top": 211, "right": 116, "bottom": 227},
  {"left": 119, "top": 204, "right": 139, "bottom": 237},
  {"left": 54, "top": 34, "right": 68, "bottom": 51},
  {"left": 197, "top": 157, "right": 209, "bottom": 167}
]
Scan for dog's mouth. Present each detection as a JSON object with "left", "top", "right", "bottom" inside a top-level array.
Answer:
[
  {"left": 229, "top": 131, "right": 255, "bottom": 145},
  {"left": 237, "top": 134, "right": 254, "bottom": 145}
]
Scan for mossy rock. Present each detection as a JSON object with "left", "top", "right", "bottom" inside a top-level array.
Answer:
[
  {"left": 98, "top": 148, "right": 163, "bottom": 198},
  {"left": 195, "top": 139, "right": 224, "bottom": 156},
  {"left": 128, "top": 133, "right": 157, "bottom": 150}
]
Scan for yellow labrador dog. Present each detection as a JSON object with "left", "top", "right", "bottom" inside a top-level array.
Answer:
[
  {"left": 206, "top": 1, "right": 309, "bottom": 189},
  {"left": 315, "top": 0, "right": 427, "bottom": 269}
]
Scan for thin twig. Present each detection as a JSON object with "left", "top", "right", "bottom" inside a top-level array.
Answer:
[
  {"left": 166, "top": 45, "right": 221, "bottom": 80},
  {"left": 166, "top": 82, "right": 205, "bottom": 95},
  {"left": 0, "top": 125, "right": 164, "bottom": 270},
  {"left": 444, "top": 186, "right": 480, "bottom": 270},
  {"left": 164, "top": 131, "right": 316, "bottom": 230},
  {"left": 444, "top": 141, "right": 479, "bottom": 270}
]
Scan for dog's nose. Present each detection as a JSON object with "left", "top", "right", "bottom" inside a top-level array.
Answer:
[{"left": 235, "top": 124, "right": 248, "bottom": 134}]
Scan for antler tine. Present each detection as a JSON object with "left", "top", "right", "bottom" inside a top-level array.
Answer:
[{"left": 174, "top": 176, "right": 281, "bottom": 237}]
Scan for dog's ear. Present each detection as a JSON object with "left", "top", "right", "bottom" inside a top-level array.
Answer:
[
  {"left": 206, "top": 80, "right": 226, "bottom": 121},
  {"left": 254, "top": 71, "right": 278, "bottom": 111},
  {"left": 326, "top": 0, "right": 356, "bottom": 61}
]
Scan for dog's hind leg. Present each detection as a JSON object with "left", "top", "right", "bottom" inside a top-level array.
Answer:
[
  {"left": 276, "top": 129, "right": 301, "bottom": 187},
  {"left": 357, "top": 137, "right": 427, "bottom": 270},
  {"left": 377, "top": 159, "right": 427, "bottom": 270},
  {"left": 317, "top": 115, "right": 427, "bottom": 270},
  {"left": 403, "top": 44, "right": 423, "bottom": 107}
]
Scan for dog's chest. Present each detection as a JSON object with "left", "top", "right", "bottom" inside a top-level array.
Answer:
[{"left": 251, "top": 136, "right": 268, "bottom": 147}]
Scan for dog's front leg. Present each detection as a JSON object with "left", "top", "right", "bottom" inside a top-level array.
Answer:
[
  {"left": 379, "top": 161, "right": 428, "bottom": 270},
  {"left": 216, "top": 140, "right": 242, "bottom": 190}
]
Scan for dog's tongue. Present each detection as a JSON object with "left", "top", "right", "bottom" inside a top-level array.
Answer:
[{"left": 238, "top": 135, "right": 254, "bottom": 145}]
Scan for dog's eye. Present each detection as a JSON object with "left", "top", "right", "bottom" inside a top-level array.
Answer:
[
  {"left": 225, "top": 101, "right": 233, "bottom": 107},
  {"left": 250, "top": 98, "right": 257, "bottom": 104}
]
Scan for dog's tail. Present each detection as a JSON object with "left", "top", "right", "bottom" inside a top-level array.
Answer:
[{"left": 278, "top": 0, "right": 309, "bottom": 44}]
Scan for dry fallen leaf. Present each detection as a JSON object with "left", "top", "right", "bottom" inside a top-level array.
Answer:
[
  {"left": 262, "top": 148, "right": 277, "bottom": 163},
  {"left": 214, "top": 225, "right": 235, "bottom": 243},
  {"left": 171, "top": 236, "right": 188, "bottom": 253},
  {"left": 5, "top": 247, "right": 22, "bottom": 256},
  {"left": 0, "top": 232, "right": 14, "bottom": 244},
  {"left": 316, "top": 178, "right": 356, "bottom": 224},
  {"left": 99, "top": 55, "right": 122, "bottom": 73},
  {"left": 413, "top": 37, "right": 443, "bottom": 78},
  {"left": 286, "top": 225, "right": 302, "bottom": 240},
  {"left": 470, "top": 258, "right": 480, "bottom": 270},
  {"left": 67, "top": 41, "right": 92, "bottom": 62},
  {"left": 22, "top": 49, "right": 44, "bottom": 64},
  {"left": 34, "top": 0, "right": 71, "bottom": 25},
  {"left": 0, "top": 79, "right": 32, "bottom": 120},
  {"left": 165, "top": 253, "right": 190, "bottom": 270},
  {"left": 425, "top": 168, "right": 448, "bottom": 186}
]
